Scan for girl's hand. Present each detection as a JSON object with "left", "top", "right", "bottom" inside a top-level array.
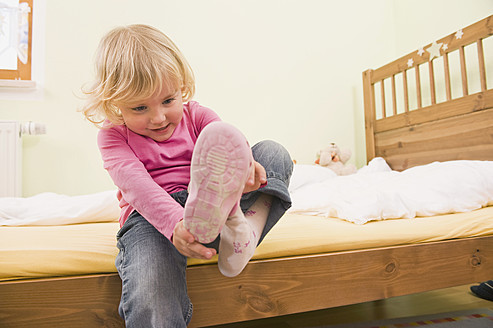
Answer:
[
  {"left": 172, "top": 220, "right": 216, "bottom": 260},
  {"left": 243, "top": 160, "right": 267, "bottom": 194}
]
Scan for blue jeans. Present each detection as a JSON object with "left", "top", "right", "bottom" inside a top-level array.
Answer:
[{"left": 115, "top": 140, "right": 292, "bottom": 327}]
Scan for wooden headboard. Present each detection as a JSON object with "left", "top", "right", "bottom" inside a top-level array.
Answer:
[{"left": 363, "top": 15, "right": 493, "bottom": 171}]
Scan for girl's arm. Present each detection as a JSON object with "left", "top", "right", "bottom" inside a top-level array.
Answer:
[{"left": 98, "top": 127, "right": 183, "bottom": 240}]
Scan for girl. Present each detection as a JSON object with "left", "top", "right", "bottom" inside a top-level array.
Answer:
[{"left": 82, "top": 24, "right": 292, "bottom": 327}]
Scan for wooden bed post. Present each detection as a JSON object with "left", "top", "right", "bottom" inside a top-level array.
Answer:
[{"left": 362, "top": 69, "right": 376, "bottom": 162}]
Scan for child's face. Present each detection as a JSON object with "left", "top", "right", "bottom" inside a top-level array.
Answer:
[{"left": 118, "top": 85, "right": 184, "bottom": 142}]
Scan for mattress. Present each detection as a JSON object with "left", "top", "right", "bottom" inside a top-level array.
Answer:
[{"left": 2, "top": 206, "right": 493, "bottom": 282}]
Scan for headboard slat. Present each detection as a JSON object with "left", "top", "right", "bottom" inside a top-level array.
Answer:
[
  {"left": 459, "top": 46, "right": 469, "bottom": 96},
  {"left": 443, "top": 53, "right": 452, "bottom": 101},
  {"left": 391, "top": 75, "right": 397, "bottom": 116},
  {"left": 403, "top": 70, "right": 409, "bottom": 112},
  {"left": 415, "top": 67, "right": 422, "bottom": 108},
  {"left": 428, "top": 61, "right": 436, "bottom": 105},
  {"left": 363, "top": 69, "right": 376, "bottom": 161},
  {"left": 477, "top": 39, "right": 487, "bottom": 92}
]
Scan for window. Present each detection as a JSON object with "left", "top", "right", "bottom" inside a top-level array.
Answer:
[{"left": 0, "top": 0, "right": 33, "bottom": 82}]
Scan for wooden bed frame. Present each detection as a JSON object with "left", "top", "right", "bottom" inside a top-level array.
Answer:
[{"left": 1, "top": 15, "right": 492, "bottom": 328}]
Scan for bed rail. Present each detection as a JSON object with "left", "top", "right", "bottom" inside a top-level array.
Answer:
[{"left": 363, "top": 15, "right": 493, "bottom": 170}]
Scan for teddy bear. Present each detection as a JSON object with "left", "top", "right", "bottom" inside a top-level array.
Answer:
[{"left": 315, "top": 143, "right": 357, "bottom": 175}]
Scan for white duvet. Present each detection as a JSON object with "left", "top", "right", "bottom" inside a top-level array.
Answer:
[
  {"left": 2, "top": 159, "right": 493, "bottom": 226},
  {"left": 0, "top": 190, "right": 120, "bottom": 226},
  {"left": 288, "top": 158, "right": 493, "bottom": 224}
]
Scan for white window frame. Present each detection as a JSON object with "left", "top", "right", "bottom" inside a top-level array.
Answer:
[{"left": 0, "top": 0, "right": 45, "bottom": 100}]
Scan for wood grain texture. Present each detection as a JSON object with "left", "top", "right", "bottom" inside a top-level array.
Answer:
[
  {"left": 375, "top": 107, "right": 493, "bottom": 170},
  {"left": 0, "top": 274, "right": 123, "bottom": 328},
  {"left": 207, "top": 285, "right": 493, "bottom": 328},
  {"left": 187, "top": 236, "right": 493, "bottom": 327},
  {"left": 363, "top": 69, "right": 376, "bottom": 160}
]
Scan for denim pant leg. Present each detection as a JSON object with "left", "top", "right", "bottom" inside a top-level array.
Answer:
[
  {"left": 116, "top": 212, "right": 192, "bottom": 328},
  {"left": 241, "top": 140, "right": 293, "bottom": 244}
]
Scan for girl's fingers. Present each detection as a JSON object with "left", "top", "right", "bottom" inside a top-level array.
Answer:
[
  {"left": 173, "top": 218, "right": 216, "bottom": 260},
  {"left": 187, "top": 242, "right": 216, "bottom": 259}
]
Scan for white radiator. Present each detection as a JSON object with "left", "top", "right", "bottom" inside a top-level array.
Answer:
[
  {"left": 0, "top": 121, "right": 46, "bottom": 197},
  {"left": 0, "top": 121, "right": 22, "bottom": 197}
]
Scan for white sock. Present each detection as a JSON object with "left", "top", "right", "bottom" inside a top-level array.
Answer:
[
  {"left": 218, "top": 206, "right": 256, "bottom": 277},
  {"left": 218, "top": 194, "right": 273, "bottom": 277},
  {"left": 244, "top": 193, "right": 272, "bottom": 237}
]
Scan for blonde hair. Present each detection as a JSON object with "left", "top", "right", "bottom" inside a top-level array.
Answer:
[{"left": 81, "top": 24, "right": 195, "bottom": 126}]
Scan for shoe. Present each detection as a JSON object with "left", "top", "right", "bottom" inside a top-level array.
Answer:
[
  {"left": 184, "top": 122, "right": 252, "bottom": 243},
  {"left": 470, "top": 280, "right": 493, "bottom": 301}
]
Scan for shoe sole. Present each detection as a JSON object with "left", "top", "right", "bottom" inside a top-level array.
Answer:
[{"left": 184, "top": 122, "right": 252, "bottom": 243}]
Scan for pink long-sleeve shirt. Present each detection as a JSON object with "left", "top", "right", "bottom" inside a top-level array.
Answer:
[{"left": 98, "top": 101, "right": 220, "bottom": 239}]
